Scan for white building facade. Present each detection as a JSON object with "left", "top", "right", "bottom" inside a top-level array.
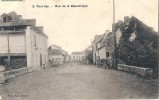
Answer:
[
  {"left": 0, "top": 12, "right": 48, "bottom": 70},
  {"left": 71, "top": 52, "right": 84, "bottom": 62}
]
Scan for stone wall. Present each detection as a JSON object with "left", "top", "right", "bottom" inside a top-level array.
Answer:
[
  {"left": 118, "top": 64, "right": 153, "bottom": 77},
  {"left": 0, "top": 67, "right": 28, "bottom": 83},
  {"left": 0, "top": 66, "right": 40, "bottom": 83}
]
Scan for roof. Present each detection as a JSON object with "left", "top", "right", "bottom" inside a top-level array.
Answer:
[
  {"left": 49, "top": 44, "right": 63, "bottom": 51},
  {"left": 118, "top": 16, "right": 156, "bottom": 34},
  {"left": 49, "top": 44, "right": 68, "bottom": 56},
  {"left": 0, "top": 19, "right": 36, "bottom": 27},
  {"left": 84, "top": 50, "right": 92, "bottom": 55},
  {"left": 0, "top": 12, "right": 48, "bottom": 38},
  {"left": 93, "top": 34, "right": 104, "bottom": 44},
  {"left": 106, "top": 32, "right": 113, "bottom": 37},
  {"left": 48, "top": 49, "right": 62, "bottom": 55},
  {"left": 71, "top": 52, "right": 83, "bottom": 55},
  {"left": 31, "top": 26, "right": 48, "bottom": 38}
]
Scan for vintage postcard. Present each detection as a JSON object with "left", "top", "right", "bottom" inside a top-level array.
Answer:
[{"left": 0, "top": 0, "right": 158, "bottom": 100}]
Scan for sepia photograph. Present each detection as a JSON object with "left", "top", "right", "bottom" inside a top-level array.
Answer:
[{"left": 0, "top": 0, "right": 158, "bottom": 99}]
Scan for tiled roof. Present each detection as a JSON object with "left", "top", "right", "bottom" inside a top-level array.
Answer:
[
  {"left": 72, "top": 52, "right": 83, "bottom": 55},
  {"left": 0, "top": 19, "right": 36, "bottom": 27},
  {"left": 0, "top": 12, "right": 49, "bottom": 38},
  {"left": 84, "top": 50, "right": 92, "bottom": 55},
  {"left": 106, "top": 32, "right": 113, "bottom": 37},
  {"left": 48, "top": 49, "right": 62, "bottom": 55},
  {"left": 93, "top": 34, "right": 104, "bottom": 44}
]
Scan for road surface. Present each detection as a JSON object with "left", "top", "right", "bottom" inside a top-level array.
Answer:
[{"left": 0, "top": 63, "right": 158, "bottom": 100}]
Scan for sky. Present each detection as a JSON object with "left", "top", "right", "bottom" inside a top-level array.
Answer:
[{"left": 0, "top": 0, "right": 158, "bottom": 54}]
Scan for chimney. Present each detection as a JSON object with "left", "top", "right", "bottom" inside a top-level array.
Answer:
[
  {"left": 105, "top": 30, "right": 110, "bottom": 34},
  {"left": 124, "top": 16, "right": 129, "bottom": 22},
  {"left": 117, "top": 20, "right": 124, "bottom": 28}
]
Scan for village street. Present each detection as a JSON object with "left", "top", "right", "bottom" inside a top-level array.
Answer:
[{"left": 0, "top": 63, "right": 158, "bottom": 100}]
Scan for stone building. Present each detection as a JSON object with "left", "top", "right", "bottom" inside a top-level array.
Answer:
[
  {"left": 92, "top": 35, "right": 103, "bottom": 64},
  {"left": 48, "top": 44, "right": 69, "bottom": 65},
  {"left": 92, "top": 30, "right": 111, "bottom": 64},
  {"left": 0, "top": 11, "right": 48, "bottom": 71}
]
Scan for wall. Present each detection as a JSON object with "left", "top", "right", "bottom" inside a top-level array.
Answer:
[
  {"left": 92, "top": 44, "right": 96, "bottom": 64},
  {"left": 98, "top": 47, "right": 106, "bottom": 59},
  {"left": 9, "top": 33, "right": 26, "bottom": 53},
  {"left": 49, "top": 55, "right": 63, "bottom": 64},
  {"left": 71, "top": 53, "right": 84, "bottom": 61},
  {"left": 115, "top": 29, "right": 122, "bottom": 44},
  {"left": 0, "top": 32, "right": 26, "bottom": 54},
  {"left": 118, "top": 64, "right": 153, "bottom": 77},
  {"left": 0, "top": 34, "right": 8, "bottom": 53},
  {"left": 26, "top": 26, "right": 48, "bottom": 69},
  {"left": 105, "top": 34, "right": 114, "bottom": 58}
]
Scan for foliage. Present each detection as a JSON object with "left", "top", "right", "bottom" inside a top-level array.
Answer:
[
  {"left": 118, "top": 17, "right": 158, "bottom": 71},
  {"left": 85, "top": 52, "right": 93, "bottom": 63}
]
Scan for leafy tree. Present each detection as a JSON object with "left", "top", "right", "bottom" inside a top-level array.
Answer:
[
  {"left": 118, "top": 17, "right": 158, "bottom": 77},
  {"left": 85, "top": 52, "right": 93, "bottom": 64}
]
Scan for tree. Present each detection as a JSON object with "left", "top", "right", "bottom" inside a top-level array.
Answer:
[
  {"left": 85, "top": 52, "right": 93, "bottom": 64},
  {"left": 118, "top": 17, "right": 158, "bottom": 77}
]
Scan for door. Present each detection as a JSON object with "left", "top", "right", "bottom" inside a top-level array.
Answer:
[{"left": 40, "top": 54, "right": 42, "bottom": 67}]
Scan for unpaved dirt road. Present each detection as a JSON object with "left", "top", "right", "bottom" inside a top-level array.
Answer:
[{"left": 0, "top": 63, "right": 158, "bottom": 100}]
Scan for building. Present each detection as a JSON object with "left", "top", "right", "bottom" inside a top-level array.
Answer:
[
  {"left": 92, "top": 35, "right": 103, "bottom": 64},
  {"left": 0, "top": 11, "right": 48, "bottom": 70},
  {"left": 93, "top": 16, "right": 158, "bottom": 70},
  {"left": 115, "top": 16, "right": 158, "bottom": 65},
  {"left": 105, "top": 32, "right": 114, "bottom": 60},
  {"left": 71, "top": 52, "right": 84, "bottom": 62},
  {"left": 48, "top": 44, "right": 69, "bottom": 65},
  {"left": 92, "top": 30, "right": 111, "bottom": 64}
]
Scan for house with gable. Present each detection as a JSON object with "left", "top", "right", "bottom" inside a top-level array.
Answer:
[
  {"left": 0, "top": 11, "right": 48, "bottom": 71},
  {"left": 48, "top": 44, "right": 69, "bottom": 65},
  {"left": 92, "top": 35, "right": 103, "bottom": 64},
  {"left": 115, "top": 16, "right": 158, "bottom": 71},
  {"left": 92, "top": 30, "right": 111, "bottom": 64}
]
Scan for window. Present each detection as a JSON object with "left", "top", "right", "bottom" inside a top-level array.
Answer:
[
  {"left": 34, "top": 35, "right": 37, "bottom": 47},
  {"left": 106, "top": 52, "right": 109, "bottom": 58},
  {"left": 3, "top": 17, "right": 7, "bottom": 23}
]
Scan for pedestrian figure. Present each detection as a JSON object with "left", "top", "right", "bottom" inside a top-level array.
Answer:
[{"left": 105, "top": 59, "right": 109, "bottom": 69}]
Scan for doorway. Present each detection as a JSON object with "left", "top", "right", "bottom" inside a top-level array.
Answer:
[{"left": 40, "top": 54, "right": 42, "bottom": 67}]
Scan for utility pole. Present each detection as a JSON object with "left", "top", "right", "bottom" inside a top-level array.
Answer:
[
  {"left": 7, "top": 32, "right": 10, "bottom": 60},
  {"left": 7, "top": 32, "right": 11, "bottom": 70},
  {"left": 112, "top": 0, "right": 118, "bottom": 69}
]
